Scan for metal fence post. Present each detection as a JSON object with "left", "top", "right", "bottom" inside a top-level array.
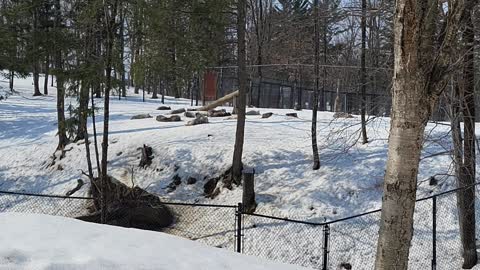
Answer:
[
  {"left": 322, "top": 224, "right": 330, "bottom": 270},
  {"left": 236, "top": 202, "right": 243, "bottom": 253},
  {"left": 432, "top": 196, "right": 437, "bottom": 270}
]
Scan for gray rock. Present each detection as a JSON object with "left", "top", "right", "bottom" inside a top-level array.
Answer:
[
  {"left": 184, "top": 111, "right": 196, "bottom": 118},
  {"left": 156, "top": 115, "right": 181, "bottom": 122},
  {"left": 186, "top": 177, "right": 197, "bottom": 185},
  {"left": 208, "top": 109, "right": 231, "bottom": 117},
  {"left": 262, "top": 112, "right": 273, "bottom": 119},
  {"left": 157, "top": 106, "right": 171, "bottom": 110},
  {"left": 246, "top": 110, "right": 260, "bottom": 116},
  {"left": 170, "top": 108, "right": 186, "bottom": 114},
  {"left": 131, "top": 114, "right": 152, "bottom": 120},
  {"left": 186, "top": 115, "right": 209, "bottom": 126},
  {"left": 333, "top": 112, "right": 354, "bottom": 118},
  {"left": 286, "top": 113, "right": 298, "bottom": 118}
]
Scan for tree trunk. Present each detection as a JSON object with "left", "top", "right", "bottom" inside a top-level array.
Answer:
[
  {"left": 311, "top": 0, "right": 320, "bottom": 170},
  {"left": 119, "top": 6, "right": 126, "bottom": 98},
  {"left": 32, "top": 8, "right": 42, "bottom": 97},
  {"left": 9, "top": 71, "right": 14, "bottom": 91},
  {"left": 100, "top": 0, "right": 119, "bottom": 223},
  {"left": 375, "top": 0, "right": 470, "bottom": 268},
  {"left": 455, "top": 11, "right": 477, "bottom": 269},
  {"left": 230, "top": 0, "right": 247, "bottom": 187},
  {"left": 54, "top": 0, "right": 67, "bottom": 150},
  {"left": 44, "top": 53, "right": 49, "bottom": 95},
  {"left": 360, "top": 0, "right": 368, "bottom": 144}
]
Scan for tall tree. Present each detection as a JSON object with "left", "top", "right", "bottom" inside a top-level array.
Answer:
[
  {"left": 54, "top": 0, "right": 68, "bottom": 151},
  {"left": 231, "top": 0, "right": 247, "bottom": 186},
  {"left": 451, "top": 9, "right": 477, "bottom": 268},
  {"left": 375, "top": 1, "right": 474, "bottom": 269},
  {"left": 100, "top": 0, "right": 119, "bottom": 223},
  {"left": 311, "top": 0, "right": 320, "bottom": 170}
]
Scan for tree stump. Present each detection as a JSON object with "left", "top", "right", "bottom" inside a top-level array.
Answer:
[
  {"left": 242, "top": 168, "right": 257, "bottom": 213},
  {"left": 139, "top": 145, "right": 154, "bottom": 168}
]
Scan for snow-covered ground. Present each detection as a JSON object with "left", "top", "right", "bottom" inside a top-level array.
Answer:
[
  {"left": 0, "top": 74, "right": 477, "bottom": 269},
  {"left": 0, "top": 213, "right": 306, "bottom": 270}
]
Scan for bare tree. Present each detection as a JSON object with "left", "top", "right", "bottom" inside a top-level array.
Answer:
[
  {"left": 375, "top": 1, "right": 474, "bottom": 269},
  {"left": 231, "top": 0, "right": 247, "bottom": 186},
  {"left": 451, "top": 9, "right": 477, "bottom": 268},
  {"left": 311, "top": 0, "right": 321, "bottom": 170}
]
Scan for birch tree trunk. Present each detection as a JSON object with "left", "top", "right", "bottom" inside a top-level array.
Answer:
[{"left": 375, "top": 0, "right": 472, "bottom": 269}]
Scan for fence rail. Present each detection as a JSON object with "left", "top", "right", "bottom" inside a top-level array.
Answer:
[{"left": 0, "top": 184, "right": 478, "bottom": 270}]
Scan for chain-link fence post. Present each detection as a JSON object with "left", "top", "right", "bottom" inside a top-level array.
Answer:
[
  {"left": 432, "top": 196, "right": 437, "bottom": 270},
  {"left": 236, "top": 202, "right": 243, "bottom": 253},
  {"left": 322, "top": 224, "right": 330, "bottom": 270}
]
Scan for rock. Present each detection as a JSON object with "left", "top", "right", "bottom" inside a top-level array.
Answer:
[
  {"left": 429, "top": 176, "right": 438, "bottom": 186},
  {"left": 116, "top": 151, "right": 123, "bottom": 156},
  {"left": 204, "top": 177, "right": 219, "bottom": 197},
  {"left": 339, "top": 262, "right": 352, "bottom": 270},
  {"left": 186, "top": 115, "right": 209, "bottom": 126},
  {"left": 156, "top": 115, "right": 181, "bottom": 122},
  {"left": 167, "top": 174, "right": 182, "bottom": 193},
  {"left": 131, "top": 114, "right": 152, "bottom": 120},
  {"left": 286, "top": 113, "right": 298, "bottom": 118},
  {"left": 77, "top": 205, "right": 173, "bottom": 231},
  {"left": 170, "top": 108, "right": 186, "bottom": 114},
  {"left": 262, "top": 112, "right": 273, "bottom": 119},
  {"left": 78, "top": 177, "right": 174, "bottom": 231},
  {"left": 184, "top": 111, "right": 196, "bottom": 118},
  {"left": 186, "top": 177, "right": 197, "bottom": 185},
  {"left": 172, "top": 174, "right": 182, "bottom": 185},
  {"left": 208, "top": 109, "right": 231, "bottom": 117},
  {"left": 246, "top": 110, "right": 260, "bottom": 116},
  {"left": 333, "top": 112, "right": 354, "bottom": 118},
  {"left": 157, "top": 106, "right": 171, "bottom": 110}
]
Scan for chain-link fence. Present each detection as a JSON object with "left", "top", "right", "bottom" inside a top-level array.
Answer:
[{"left": 0, "top": 186, "right": 479, "bottom": 269}]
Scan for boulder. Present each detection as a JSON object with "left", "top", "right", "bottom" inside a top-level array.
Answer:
[
  {"left": 286, "top": 113, "right": 298, "bottom": 118},
  {"left": 184, "top": 111, "right": 196, "bottom": 118},
  {"left": 157, "top": 106, "right": 171, "bottom": 110},
  {"left": 131, "top": 114, "right": 152, "bottom": 120},
  {"left": 186, "top": 115, "right": 209, "bottom": 126},
  {"left": 170, "top": 108, "right": 186, "bottom": 114},
  {"left": 156, "top": 115, "right": 181, "bottom": 122},
  {"left": 246, "top": 110, "right": 260, "bottom": 116},
  {"left": 333, "top": 112, "right": 354, "bottom": 118},
  {"left": 186, "top": 177, "right": 197, "bottom": 185},
  {"left": 208, "top": 109, "right": 231, "bottom": 117},
  {"left": 262, "top": 112, "right": 273, "bottom": 119}
]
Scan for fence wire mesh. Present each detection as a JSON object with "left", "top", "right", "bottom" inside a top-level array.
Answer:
[
  {"left": 242, "top": 213, "right": 324, "bottom": 269},
  {"left": 162, "top": 203, "right": 237, "bottom": 251},
  {"left": 0, "top": 191, "right": 93, "bottom": 218}
]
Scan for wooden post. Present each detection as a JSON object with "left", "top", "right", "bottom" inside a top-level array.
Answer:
[{"left": 242, "top": 168, "right": 256, "bottom": 214}]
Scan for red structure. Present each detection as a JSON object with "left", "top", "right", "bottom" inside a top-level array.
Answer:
[{"left": 203, "top": 71, "right": 217, "bottom": 101}]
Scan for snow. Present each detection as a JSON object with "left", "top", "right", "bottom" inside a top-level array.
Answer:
[
  {"left": 0, "top": 74, "right": 475, "bottom": 269},
  {"left": 0, "top": 213, "right": 306, "bottom": 270}
]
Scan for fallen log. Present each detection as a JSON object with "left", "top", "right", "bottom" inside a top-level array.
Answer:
[{"left": 194, "top": 90, "right": 239, "bottom": 112}]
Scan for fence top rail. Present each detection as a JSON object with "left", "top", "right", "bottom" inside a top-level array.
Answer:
[
  {"left": 161, "top": 201, "right": 237, "bottom": 209},
  {"left": 0, "top": 190, "right": 94, "bottom": 200},
  {"left": 243, "top": 212, "right": 325, "bottom": 226}
]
